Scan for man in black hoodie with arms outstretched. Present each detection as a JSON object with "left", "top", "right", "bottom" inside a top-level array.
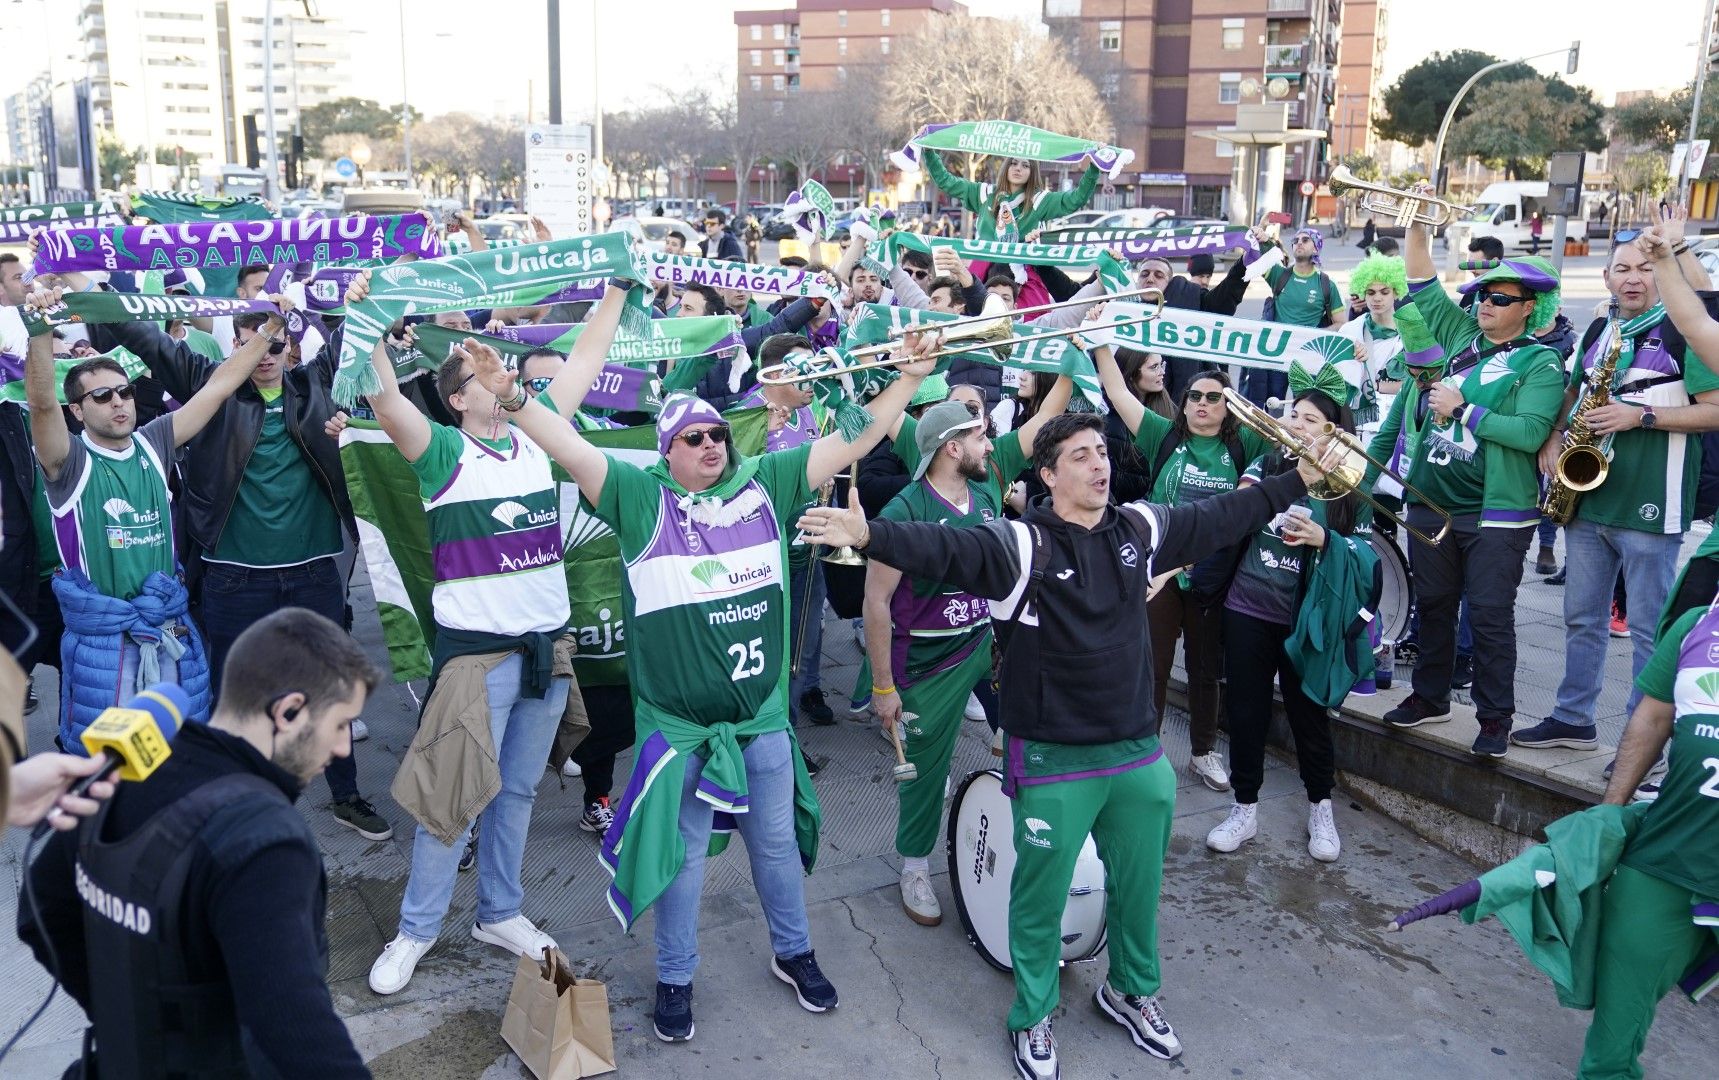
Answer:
[{"left": 797, "top": 411, "right": 1335, "bottom": 1080}]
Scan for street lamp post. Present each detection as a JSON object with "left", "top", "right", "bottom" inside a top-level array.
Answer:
[
  {"left": 397, "top": 0, "right": 412, "bottom": 181},
  {"left": 1430, "top": 43, "right": 1580, "bottom": 194}
]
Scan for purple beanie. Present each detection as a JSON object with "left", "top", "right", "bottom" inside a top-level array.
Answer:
[{"left": 656, "top": 393, "right": 727, "bottom": 456}]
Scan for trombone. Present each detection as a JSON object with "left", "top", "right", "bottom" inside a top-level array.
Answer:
[
  {"left": 1221, "top": 388, "right": 1452, "bottom": 547},
  {"left": 756, "top": 287, "right": 1166, "bottom": 387},
  {"left": 1328, "top": 166, "right": 1473, "bottom": 230}
]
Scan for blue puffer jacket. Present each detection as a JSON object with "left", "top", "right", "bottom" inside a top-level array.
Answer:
[{"left": 52, "top": 569, "right": 211, "bottom": 750}]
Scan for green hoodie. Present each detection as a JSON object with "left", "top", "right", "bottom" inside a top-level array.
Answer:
[{"left": 923, "top": 151, "right": 1101, "bottom": 243}]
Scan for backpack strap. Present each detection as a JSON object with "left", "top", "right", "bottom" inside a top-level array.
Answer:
[{"left": 992, "top": 521, "right": 1052, "bottom": 650}]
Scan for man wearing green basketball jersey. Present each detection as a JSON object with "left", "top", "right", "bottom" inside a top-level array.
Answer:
[
  {"left": 23, "top": 284, "right": 272, "bottom": 749},
  {"left": 463, "top": 331, "right": 938, "bottom": 1045},
  {"left": 357, "top": 275, "right": 633, "bottom": 998},
  {"left": 866, "top": 398, "right": 1014, "bottom": 928},
  {"left": 798, "top": 412, "right": 1340, "bottom": 1080}
]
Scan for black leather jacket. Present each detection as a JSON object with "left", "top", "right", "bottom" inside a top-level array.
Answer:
[{"left": 89, "top": 320, "right": 354, "bottom": 556}]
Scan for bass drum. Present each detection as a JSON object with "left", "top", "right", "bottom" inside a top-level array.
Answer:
[
  {"left": 945, "top": 769, "right": 1107, "bottom": 972},
  {"left": 1370, "top": 530, "right": 1412, "bottom": 647}
]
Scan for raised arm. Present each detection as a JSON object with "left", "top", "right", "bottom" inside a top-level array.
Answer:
[
  {"left": 800, "top": 492, "right": 1026, "bottom": 600},
  {"left": 22, "top": 291, "right": 70, "bottom": 480},
  {"left": 1032, "top": 164, "right": 1102, "bottom": 220},
  {"left": 1403, "top": 211, "right": 1436, "bottom": 282},
  {"left": 466, "top": 339, "right": 611, "bottom": 505},
  {"left": 1640, "top": 225, "right": 1719, "bottom": 373},
  {"left": 90, "top": 315, "right": 217, "bottom": 402},
  {"left": 345, "top": 271, "right": 433, "bottom": 461},
  {"left": 170, "top": 303, "right": 278, "bottom": 447},
  {"left": 1199, "top": 254, "right": 1252, "bottom": 315},
  {"left": 1014, "top": 373, "right": 1072, "bottom": 459},
  {"left": 545, "top": 282, "right": 630, "bottom": 415},
  {"left": 923, "top": 151, "right": 983, "bottom": 211},
  {"left": 1092, "top": 344, "right": 1145, "bottom": 436},
  {"left": 804, "top": 335, "right": 938, "bottom": 490}
]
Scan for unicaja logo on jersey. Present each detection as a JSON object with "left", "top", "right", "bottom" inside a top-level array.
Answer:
[
  {"left": 489, "top": 500, "right": 556, "bottom": 531},
  {"left": 1023, "top": 817, "right": 1053, "bottom": 849},
  {"left": 102, "top": 498, "right": 135, "bottom": 522},
  {"left": 690, "top": 558, "right": 729, "bottom": 588}
]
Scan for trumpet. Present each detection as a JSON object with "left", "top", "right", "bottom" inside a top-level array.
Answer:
[
  {"left": 1328, "top": 166, "right": 1472, "bottom": 230},
  {"left": 1221, "top": 388, "right": 1453, "bottom": 547},
  {"left": 756, "top": 288, "right": 1167, "bottom": 387}
]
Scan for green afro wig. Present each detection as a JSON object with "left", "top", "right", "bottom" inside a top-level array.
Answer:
[{"left": 1347, "top": 253, "right": 1408, "bottom": 301}]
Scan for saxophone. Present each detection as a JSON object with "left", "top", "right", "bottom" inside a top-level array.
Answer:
[{"left": 1540, "top": 300, "right": 1622, "bottom": 526}]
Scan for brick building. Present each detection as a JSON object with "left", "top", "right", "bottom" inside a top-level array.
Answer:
[
  {"left": 733, "top": 0, "right": 964, "bottom": 108},
  {"left": 1044, "top": 0, "right": 1387, "bottom": 218}
]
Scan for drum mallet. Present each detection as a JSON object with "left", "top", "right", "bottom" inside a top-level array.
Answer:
[{"left": 888, "top": 714, "right": 919, "bottom": 784}]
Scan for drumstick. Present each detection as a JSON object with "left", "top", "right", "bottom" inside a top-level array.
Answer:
[{"left": 889, "top": 714, "right": 919, "bottom": 784}]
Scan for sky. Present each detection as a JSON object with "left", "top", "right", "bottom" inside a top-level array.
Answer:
[{"left": 0, "top": 0, "right": 1708, "bottom": 125}]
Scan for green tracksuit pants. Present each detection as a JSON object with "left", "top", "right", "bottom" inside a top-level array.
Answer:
[
  {"left": 1006, "top": 752, "right": 1176, "bottom": 1031},
  {"left": 1579, "top": 864, "right": 1711, "bottom": 1080},
  {"left": 895, "top": 644, "right": 992, "bottom": 858}
]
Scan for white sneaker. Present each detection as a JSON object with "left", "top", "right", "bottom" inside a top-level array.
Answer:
[
  {"left": 560, "top": 757, "right": 583, "bottom": 778},
  {"left": 1012, "top": 1018, "right": 1059, "bottom": 1080},
  {"left": 471, "top": 914, "right": 558, "bottom": 960},
  {"left": 368, "top": 932, "right": 434, "bottom": 995},
  {"left": 900, "top": 866, "right": 942, "bottom": 926},
  {"left": 1206, "top": 803, "right": 1258, "bottom": 853},
  {"left": 351, "top": 718, "right": 370, "bottom": 742},
  {"left": 964, "top": 691, "right": 987, "bottom": 722},
  {"left": 1187, "top": 752, "right": 1231, "bottom": 792},
  {"left": 1307, "top": 798, "right": 1341, "bottom": 863}
]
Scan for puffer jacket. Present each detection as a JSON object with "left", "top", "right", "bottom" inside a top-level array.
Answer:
[{"left": 53, "top": 568, "right": 210, "bottom": 749}]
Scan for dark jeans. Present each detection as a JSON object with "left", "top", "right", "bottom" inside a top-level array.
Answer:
[
  {"left": 570, "top": 682, "right": 636, "bottom": 804},
  {"left": 1147, "top": 583, "right": 1223, "bottom": 755},
  {"left": 1222, "top": 608, "right": 1335, "bottom": 805},
  {"left": 201, "top": 557, "right": 357, "bottom": 800},
  {"left": 1239, "top": 368, "right": 1288, "bottom": 411},
  {"left": 1406, "top": 508, "right": 1532, "bottom": 721}
]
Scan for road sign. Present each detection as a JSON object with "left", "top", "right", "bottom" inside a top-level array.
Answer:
[
  {"left": 524, "top": 123, "right": 594, "bottom": 237},
  {"left": 334, "top": 157, "right": 357, "bottom": 179},
  {"left": 1299, "top": 180, "right": 1316, "bottom": 197}
]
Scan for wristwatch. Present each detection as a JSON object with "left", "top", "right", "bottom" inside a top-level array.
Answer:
[{"left": 1640, "top": 404, "right": 1658, "bottom": 430}]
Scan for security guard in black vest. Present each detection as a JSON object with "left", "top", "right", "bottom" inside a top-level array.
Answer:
[{"left": 18, "top": 608, "right": 380, "bottom": 1079}]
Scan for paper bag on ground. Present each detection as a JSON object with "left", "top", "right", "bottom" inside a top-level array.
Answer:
[{"left": 500, "top": 948, "right": 617, "bottom": 1079}]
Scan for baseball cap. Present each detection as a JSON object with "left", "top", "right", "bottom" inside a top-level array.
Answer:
[{"left": 911, "top": 400, "right": 983, "bottom": 482}]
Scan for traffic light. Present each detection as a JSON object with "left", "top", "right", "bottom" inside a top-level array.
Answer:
[
  {"left": 1566, "top": 41, "right": 1580, "bottom": 76},
  {"left": 242, "top": 114, "right": 260, "bottom": 169}
]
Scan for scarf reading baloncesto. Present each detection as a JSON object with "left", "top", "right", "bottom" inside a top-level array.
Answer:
[
  {"left": 333, "top": 232, "right": 648, "bottom": 405},
  {"left": 891, "top": 120, "right": 1135, "bottom": 179},
  {"left": 33, "top": 214, "right": 443, "bottom": 276},
  {"left": 0, "top": 199, "right": 127, "bottom": 243}
]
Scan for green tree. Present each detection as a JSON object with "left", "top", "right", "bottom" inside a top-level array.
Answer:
[
  {"left": 1611, "top": 85, "right": 1719, "bottom": 151},
  {"left": 1335, "top": 152, "right": 1381, "bottom": 182},
  {"left": 299, "top": 97, "right": 422, "bottom": 160},
  {"left": 1445, "top": 78, "right": 1604, "bottom": 179},
  {"left": 98, "top": 132, "right": 144, "bottom": 189},
  {"left": 1374, "top": 50, "right": 1538, "bottom": 146}
]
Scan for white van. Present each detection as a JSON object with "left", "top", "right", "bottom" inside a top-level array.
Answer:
[{"left": 1463, "top": 181, "right": 1594, "bottom": 251}]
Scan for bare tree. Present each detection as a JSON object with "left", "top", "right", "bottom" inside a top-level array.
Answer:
[
  {"left": 715, "top": 92, "right": 775, "bottom": 210},
  {"left": 882, "top": 17, "right": 1113, "bottom": 188},
  {"left": 835, "top": 65, "right": 901, "bottom": 195},
  {"left": 776, "top": 91, "right": 844, "bottom": 196},
  {"left": 602, "top": 109, "right": 658, "bottom": 201}
]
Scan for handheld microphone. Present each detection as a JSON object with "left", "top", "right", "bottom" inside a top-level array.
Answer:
[{"left": 30, "top": 684, "right": 189, "bottom": 839}]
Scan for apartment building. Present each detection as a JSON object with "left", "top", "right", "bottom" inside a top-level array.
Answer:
[
  {"left": 1044, "top": 0, "right": 1386, "bottom": 218},
  {"left": 733, "top": 0, "right": 964, "bottom": 108}
]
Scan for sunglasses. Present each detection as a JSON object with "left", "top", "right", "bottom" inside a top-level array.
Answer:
[
  {"left": 1615, "top": 228, "right": 1642, "bottom": 243},
  {"left": 1477, "top": 290, "right": 1532, "bottom": 307},
  {"left": 74, "top": 383, "right": 136, "bottom": 405},
  {"left": 246, "top": 334, "right": 285, "bottom": 356},
  {"left": 1185, "top": 390, "right": 1225, "bottom": 405},
  {"left": 676, "top": 426, "right": 730, "bottom": 448},
  {"left": 908, "top": 268, "right": 931, "bottom": 281},
  {"left": 525, "top": 376, "right": 554, "bottom": 394}
]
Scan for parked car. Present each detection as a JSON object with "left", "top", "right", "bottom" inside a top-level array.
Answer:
[
  {"left": 1048, "top": 210, "right": 1111, "bottom": 229},
  {"left": 612, "top": 215, "right": 704, "bottom": 253}
]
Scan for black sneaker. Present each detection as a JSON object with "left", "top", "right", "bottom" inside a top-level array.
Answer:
[
  {"left": 331, "top": 795, "right": 394, "bottom": 841},
  {"left": 1383, "top": 693, "right": 1450, "bottom": 729},
  {"left": 798, "top": 688, "right": 836, "bottom": 726},
  {"left": 1545, "top": 566, "right": 1566, "bottom": 585},
  {"left": 579, "top": 797, "right": 614, "bottom": 834},
  {"left": 1012, "top": 1018, "right": 1059, "bottom": 1080},
  {"left": 1451, "top": 653, "right": 1474, "bottom": 690},
  {"left": 24, "top": 674, "right": 38, "bottom": 715},
  {"left": 458, "top": 831, "right": 478, "bottom": 873},
  {"left": 653, "top": 981, "right": 695, "bottom": 1042},
  {"left": 770, "top": 950, "right": 837, "bottom": 1012},
  {"left": 1510, "top": 717, "right": 1599, "bottom": 750},
  {"left": 1471, "top": 719, "right": 1509, "bottom": 758}
]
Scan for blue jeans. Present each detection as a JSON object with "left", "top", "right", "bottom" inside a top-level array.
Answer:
[
  {"left": 1551, "top": 521, "right": 1681, "bottom": 728},
  {"left": 397, "top": 654, "right": 570, "bottom": 941},
  {"left": 1240, "top": 368, "right": 1288, "bottom": 411},
  {"left": 201, "top": 557, "right": 357, "bottom": 800},
  {"left": 789, "top": 560, "right": 826, "bottom": 709},
  {"left": 653, "top": 729, "right": 813, "bottom": 984}
]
